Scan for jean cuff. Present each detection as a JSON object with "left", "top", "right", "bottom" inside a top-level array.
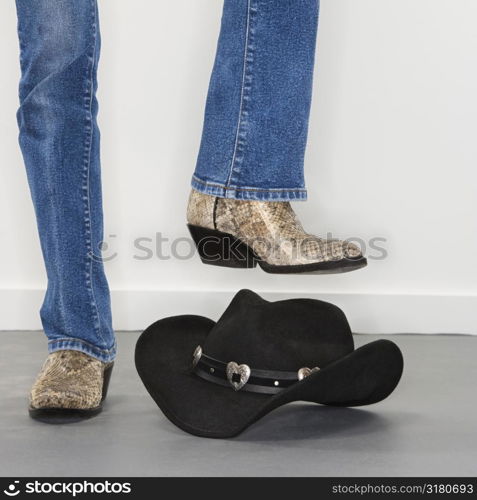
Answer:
[
  {"left": 48, "top": 338, "right": 117, "bottom": 363},
  {"left": 191, "top": 175, "right": 307, "bottom": 202}
]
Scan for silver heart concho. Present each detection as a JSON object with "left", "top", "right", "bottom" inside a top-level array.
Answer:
[
  {"left": 226, "top": 362, "right": 251, "bottom": 391},
  {"left": 192, "top": 345, "right": 203, "bottom": 368},
  {"left": 297, "top": 366, "right": 320, "bottom": 381}
]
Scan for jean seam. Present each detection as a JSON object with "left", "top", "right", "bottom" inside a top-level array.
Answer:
[
  {"left": 226, "top": 0, "right": 256, "bottom": 188},
  {"left": 191, "top": 179, "right": 307, "bottom": 202},
  {"left": 193, "top": 175, "right": 306, "bottom": 193},
  {"left": 48, "top": 337, "right": 115, "bottom": 354},
  {"left": 81, "top": 0, "right": 105, "bottom": 347},
  {"left": 48, "top": 338, "right": 116, "bottom": 363}
]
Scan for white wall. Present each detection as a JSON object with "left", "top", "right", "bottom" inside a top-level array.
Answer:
[{"left": 0, "top": 0, "right": 476, "bottom": 334}]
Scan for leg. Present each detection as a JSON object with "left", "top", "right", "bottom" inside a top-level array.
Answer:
[
  {"left": 193, "top": 0, "right": 320, "bottom": 201},
  {"left": 187, "top": 0, "right": 366, "bottom": 274},
  {"left": 15, "top": 0, "right": 115, "bottom": 363}
]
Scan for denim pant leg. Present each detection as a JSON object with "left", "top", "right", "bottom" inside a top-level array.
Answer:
[
  {"left": 15, "top": 0, "right": 115, "bottom": 362},
  {"left": 193, "top": 0, "right": 320, "bottom": 201}
]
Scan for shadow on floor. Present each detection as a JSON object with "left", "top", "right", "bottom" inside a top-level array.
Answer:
[{"left": 237, "top": 404, "right": 389, "bottom": 442}]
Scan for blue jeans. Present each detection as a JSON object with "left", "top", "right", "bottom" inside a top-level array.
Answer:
[
  {"left": 193, "top": 0, "right": 320, "bottom": 201},
  {"left": 15, "top": 0, "right": 320, "bottom": 361}
]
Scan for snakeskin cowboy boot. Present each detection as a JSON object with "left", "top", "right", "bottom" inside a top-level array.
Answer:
[
  {"left": 29, "top": 350, "right": 113, "bottom": 422},
  {"left": 187, "top": 190, "right": 367, "bottom": 274}
]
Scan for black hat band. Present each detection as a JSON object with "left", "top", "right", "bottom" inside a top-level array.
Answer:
[{"left": 191, "top": 346, "right": 320, "bottom": 395}]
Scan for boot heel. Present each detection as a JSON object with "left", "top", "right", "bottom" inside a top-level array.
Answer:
[
  {"left": 101, "top": 363, "right": 114, "bottom": 402},
  {"left": 188, "top": 224, "right": 259, "bottom": 269}
]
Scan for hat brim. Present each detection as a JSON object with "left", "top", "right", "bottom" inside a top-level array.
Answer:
[{"left": 135, "top": 316, "right": 403, "bottom": 438}]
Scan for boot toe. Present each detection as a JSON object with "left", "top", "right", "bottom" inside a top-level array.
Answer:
[
  {"left": 343, "top": 241, "right": 363, "bottom": 259},
  {"left": 29, "top": 351, "right": 106, "bottom": 411},
  {"left": 30, "top": 387, "right": 99, "bottom": 410}
]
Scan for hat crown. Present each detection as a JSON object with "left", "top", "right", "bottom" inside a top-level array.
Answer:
[{"left": 204, "top": 290, "right": 354, "bottom": 371}]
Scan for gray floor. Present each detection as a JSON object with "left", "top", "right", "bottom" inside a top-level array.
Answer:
[{"left": 0, "top": 332, "right": 476, "bottom": 477}]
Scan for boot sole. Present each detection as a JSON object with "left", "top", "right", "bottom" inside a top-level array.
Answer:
[
  {"left": 29, "top": 363, "right": 114, "bottom": 424},
  {"left": 188, "top": 224, "right": 367, "bottom": 275}
]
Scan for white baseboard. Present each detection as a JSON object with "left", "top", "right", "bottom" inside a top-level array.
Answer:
[{"left": 0, "top": 288, "right": 475, "bottom": 335}]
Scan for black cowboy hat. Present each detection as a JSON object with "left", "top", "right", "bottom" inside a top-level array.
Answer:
[{"left": 135, "top": 289, "right": 403, "bottom": 438}]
